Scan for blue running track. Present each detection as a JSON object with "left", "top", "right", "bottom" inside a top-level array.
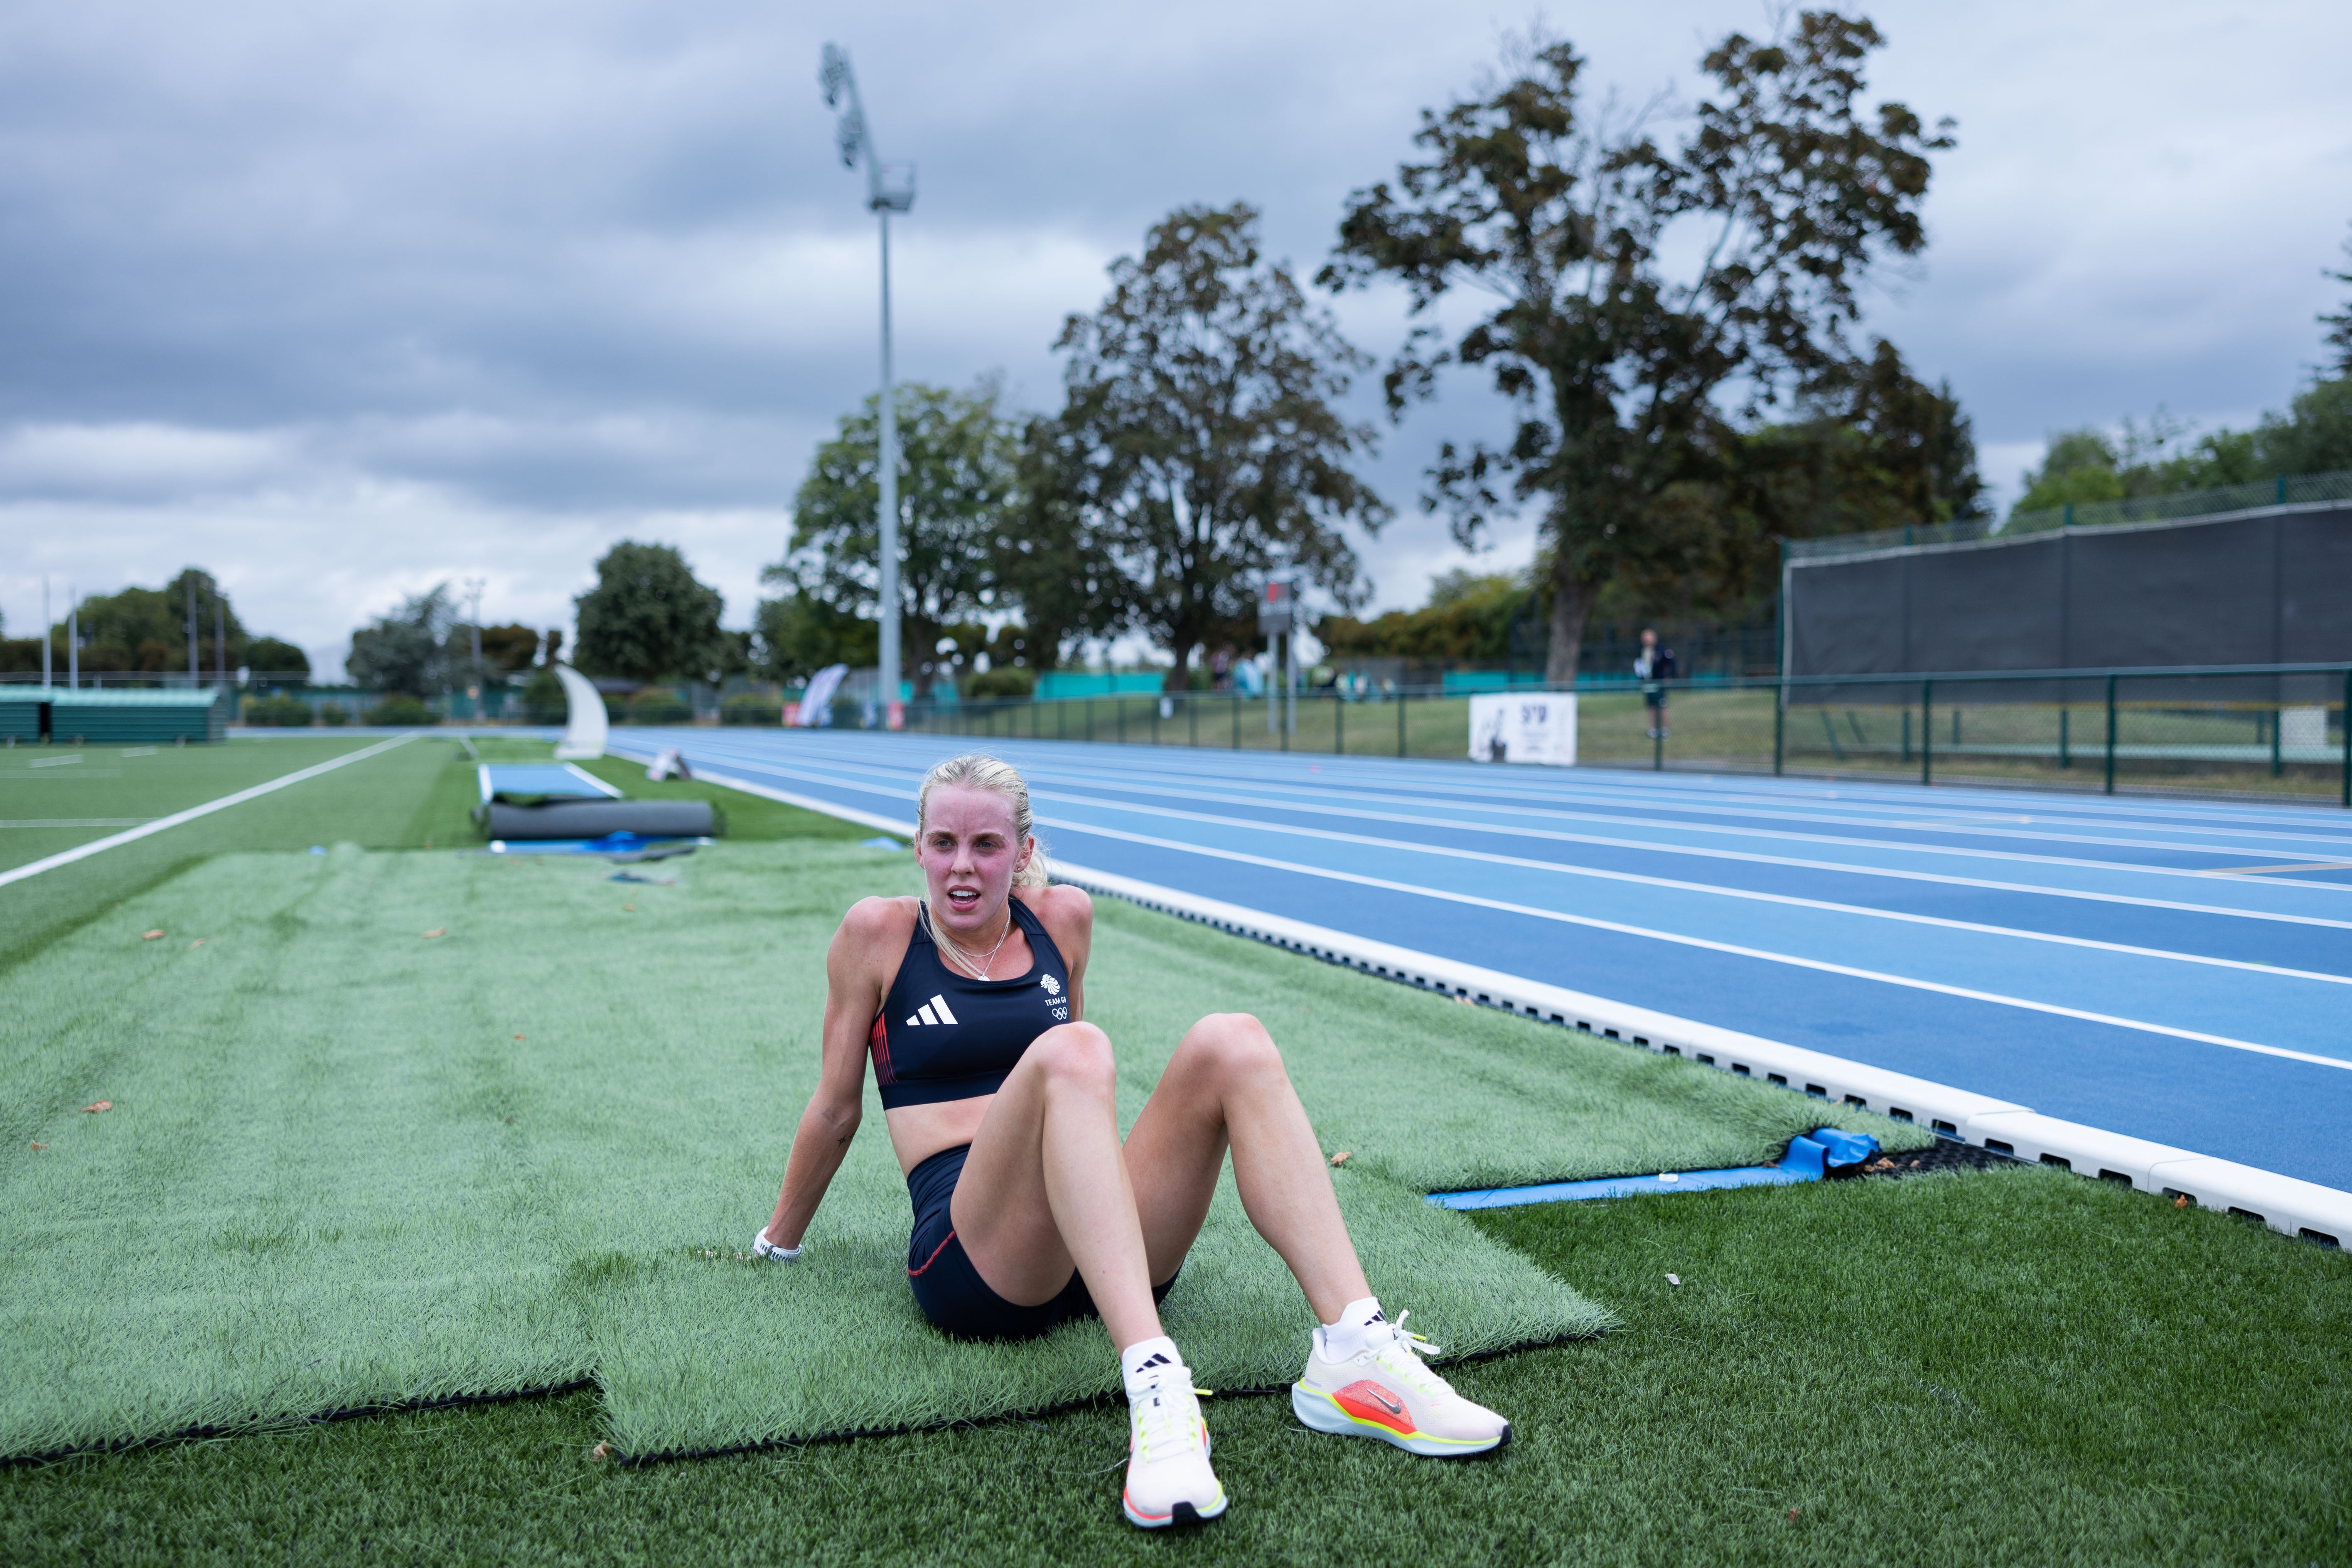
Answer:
[{"left": 610, "top": 729, "right": 2352, "bottom": 1194}]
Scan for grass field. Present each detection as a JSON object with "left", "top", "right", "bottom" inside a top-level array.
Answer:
[
  {"left": 1, "top": 745, "right": 2344, "bottom": 1563},
  {"left": 3, "top": 1168, "right": 2342, "bottom": 1566},
  {"left": 10, "top": 839, "right": 1716, "bottom": 1462}
]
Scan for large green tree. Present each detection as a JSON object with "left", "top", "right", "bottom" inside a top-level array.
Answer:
[
  {"left": 995, "top": 414, "right": 1134, "bottom": 672},
  {"left": 572, "top": 543, "right": 727, "bottom": 685},
  {"left": 348, "top": 584, "right": 455, "bottom": 697},
  {"left": 1052, "top": 203, "right": 1390, "bottom": 690},
  {"left": 1322, "top": 14, "right": 1951, "bottom": 682},
  {"left": 773, "top": 380, "right": 1022, "bottom": 697}
]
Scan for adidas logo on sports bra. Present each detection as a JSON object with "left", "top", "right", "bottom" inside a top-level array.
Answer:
[{"left": 905, "top": 994, "right": 960, "bottom": 1027}]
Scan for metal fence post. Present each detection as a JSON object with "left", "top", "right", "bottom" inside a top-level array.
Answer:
[
  {"left": 1772, "top": 677, "right": 1784, "bottom": 775},
  {"left": 2271, "top": 698, "right": 2283, "bottom": 777},
  {"left": 2342, "top": 667, "right": 2351, "bottom": 809},
  {"left": 1188, "top": 693, "right": 1198, "bottom": 748},
  {"left": 1335, "top": 693, "right": 1344, "bottom": 755},
  {"left": 2104, "top": 673, "right": 2117, "bottom": 794},
  {"left": 1399, "top": 686, "right": 1408, "bottom": 758},
  {"left": 1232, "top": 692, "right": 1240, "bottom": 750},
  {"left": 1921, "top": 680, "right": 1933, "bottom": 786}
]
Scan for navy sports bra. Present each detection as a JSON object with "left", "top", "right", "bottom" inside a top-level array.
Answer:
[{"left": 868, "top": 895, "right": 1073, "bottom": 1110}]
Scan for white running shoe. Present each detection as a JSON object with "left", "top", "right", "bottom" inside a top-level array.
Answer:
[
  {"left": 1291, "top": 1310, "right": 1511, "bottom": 1456},
  {"left": 1122, "top": 1360, "right": 1226, "bottom": 1529}
]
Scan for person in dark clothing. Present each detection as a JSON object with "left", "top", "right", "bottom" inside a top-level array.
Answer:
[{"left": 1634, "top": 628, "right": 1678, "bottom": 739}]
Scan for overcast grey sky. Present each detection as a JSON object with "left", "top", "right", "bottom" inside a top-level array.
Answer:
[{"left": 3, "top": 0, "right": 2347, "bottom": 678}]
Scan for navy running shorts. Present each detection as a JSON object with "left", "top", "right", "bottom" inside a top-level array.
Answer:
[{"left": 904, "top": 1143, "right": 1178, "bottom": 1342}]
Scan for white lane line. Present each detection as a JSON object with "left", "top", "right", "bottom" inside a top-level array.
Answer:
[
  {"left": 683, "top": 733, "right": 2352, "bottom": 871},
  {"left": 669, "top": 746, "right": 2352, "bottom": 986},
  {"left": 990, "top": 763, "right": 2352, "bottom": 927},
  {"left": 1032, "top": 754, "right": 2352, "bottom": 860},
  {"left": 0, "top": 734, "right": 418, "bottom": 890},
  {"left": 1026, "top": 787, "right": 2352, "bottom": 988},
  {"left": 1033, "top": 814, "right": 2352, "bottom": 1073},
  {"left": 621, "top": 739, "right": 2352, "bottom": 1075},
  {"left": 0, "top": 819, "right": 151, "bottom": 828}
]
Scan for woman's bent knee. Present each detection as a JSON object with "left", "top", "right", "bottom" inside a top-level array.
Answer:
[
  {"left": 1030, "top": 1022, "right": 1116, "bottom": 1094},
  {"left": 1177, "top": 1013, "right": 1283, "bottom": 1081}
]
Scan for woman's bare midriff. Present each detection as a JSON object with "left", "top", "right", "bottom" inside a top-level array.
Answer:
[{"left": 885, "top": 1099, "right": 995, "bottom": 1175}]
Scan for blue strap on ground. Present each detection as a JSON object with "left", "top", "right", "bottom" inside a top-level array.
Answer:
[{"left": 1428, "top": 1129, "right": 1879, "bottom": 1211}]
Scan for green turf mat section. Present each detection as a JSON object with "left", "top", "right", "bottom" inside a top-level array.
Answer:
[
  {"left": 2, "top": 840, "right": 1632, "bottom": 1460},
  {"left": 5, "top": 1169, "right": 2342, "bottom": 1565},
  {"left": 0, "top": 734, "right": 473, "bottom": 970}
]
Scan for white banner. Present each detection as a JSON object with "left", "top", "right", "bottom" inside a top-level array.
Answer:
[
  {"left": 1468, "top": 692, "right": 1576, "bottom": 766},
  {"left": 794, "top": 664, "right": 850, "bottom": 727}
]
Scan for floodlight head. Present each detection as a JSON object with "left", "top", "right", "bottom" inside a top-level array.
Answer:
[
  {"left": 869, "top": 160, "right": 916, "bottom": 214},
  {"left": 819, "top": 43, "right": 850, "bottom": 109},
  {"left": 834, "top": 106, "right": 866, "bottom": 169}
]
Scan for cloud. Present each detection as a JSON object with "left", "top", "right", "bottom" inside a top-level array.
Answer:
[{"left": 1, "top": 0, "right": 2348, "bottom": 665}]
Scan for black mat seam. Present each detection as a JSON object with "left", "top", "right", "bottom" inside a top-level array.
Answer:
[
  {"left": 1, "top": 1378, "right": 597, "bottom": 1470},
  {"left": 608, "top": 1329, "right": 1596, "bottom": 1467}
]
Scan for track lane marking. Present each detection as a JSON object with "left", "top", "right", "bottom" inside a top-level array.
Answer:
[
  {"left": 973, "top": 763, "right": 2352, "bottom": 926},
  {"left": 1022, "top": 787, "right": 2352, "bottom": 988},
  {"left": 661, "top": 745, "right": 2352, "bottom": 989},
  {"left": 1025, "top": 814, "right": 2352, "bottom": 1073},
  {"left": 0, "top": 734, "right": 418, "bottom": 889}
]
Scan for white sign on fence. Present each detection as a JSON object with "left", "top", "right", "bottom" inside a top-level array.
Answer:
[{"left": 1468, "top": 692, "right": 1576, "bottom": 766}]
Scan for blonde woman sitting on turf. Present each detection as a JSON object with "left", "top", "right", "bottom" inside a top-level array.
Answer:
[{"left": 755, "top": 752, "right": 1510, "bottom": 1529}]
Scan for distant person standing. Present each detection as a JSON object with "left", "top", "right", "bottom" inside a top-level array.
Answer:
[{"left": 1634, "top": 628, "right": 1678, "bottom": 740}]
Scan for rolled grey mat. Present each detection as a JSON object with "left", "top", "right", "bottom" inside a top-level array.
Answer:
[{"left": 483, "top": 799, "right": 719, "bottom": 841}]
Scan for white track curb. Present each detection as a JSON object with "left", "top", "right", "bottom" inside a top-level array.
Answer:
[{"left": 626, "top": 747, "right": 2352, "bottom": 1249}]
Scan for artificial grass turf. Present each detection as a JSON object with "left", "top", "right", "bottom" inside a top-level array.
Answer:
[
  {"left": 3, "top": 838, "right": 1631, "bottom": 1462},
  {"left": 0, "top": 735, "right": 395, "bottom": 875},
  {"left": 0, "top": 733, "right": 473, "bottom": 969},
  {"left": 5, "top": 1169, "right": 2343, "bottom": 1567}
]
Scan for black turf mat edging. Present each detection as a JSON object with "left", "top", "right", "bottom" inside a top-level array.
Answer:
[
  {"left": 606, "top": 1330, "right": 1598, "bottom": 1467},
  {"left": 0, "top": 1379, "right": 597, "bottom": 1470}
]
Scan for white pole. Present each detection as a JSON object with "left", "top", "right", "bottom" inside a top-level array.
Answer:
[
  {"left": 41, "top": 577, "right": 52, "bottom": 689},
  {"left": 67, "top": 585, "right": 77, "bottom": 689},
  {"left": 876, "top": 209, "right": 901, "bottom": 730}
]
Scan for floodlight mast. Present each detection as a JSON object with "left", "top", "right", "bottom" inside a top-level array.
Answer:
[{"left": 821, "top": 44, "right": 915, "bottom": 728}]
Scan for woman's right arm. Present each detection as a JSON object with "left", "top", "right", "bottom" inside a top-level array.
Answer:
[{"left": 760, "top": 898, "right": 897, "bottom": 1251}]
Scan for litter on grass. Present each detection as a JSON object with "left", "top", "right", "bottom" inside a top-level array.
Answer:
[
  {"left": 81, "top": 1102, "right": 111, "bottom": 1113},
  {"left": 422, "top": 929, "right": 446, "bottom": 939},
  {"left": 141, "top": 930, "right": 162, "bottom": 941},
  {"left": 1666, "top": 1273, "right": 1681, "bottom": 1286}
]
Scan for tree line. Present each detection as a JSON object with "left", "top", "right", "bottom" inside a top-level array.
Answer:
[
  {"left": 0, "top": 570, "right": 310, "bottom": 679},
  {"left": 766, "top": 13, "right": 1983, "bottom": 690}
]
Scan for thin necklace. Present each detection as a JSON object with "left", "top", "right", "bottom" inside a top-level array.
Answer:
[{"left": 927, "top": 901, "right": 1014, "bottom": 980}]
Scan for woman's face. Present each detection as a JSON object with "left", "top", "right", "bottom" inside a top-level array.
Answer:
[{"left": 915, "top": 784, "right": 1031, "bottom": 936}]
